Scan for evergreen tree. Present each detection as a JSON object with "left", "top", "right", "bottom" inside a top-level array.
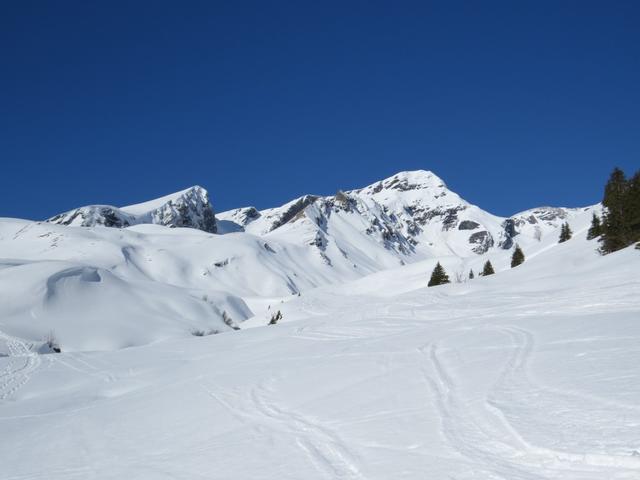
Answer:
[
  {"left": 481, "top": 260, "right": 495, "bottom": 276},
  {"left": 468, "top": 269, "right": 475, "bottom": 280},
  {"left": 428, "top": 262, "right": 450, "bottom": 287},
  {"left": 586, "top": 213, "right": 602, "bottom": 240},
  {"left": 558, "top": 222, "right": 572, "bottom": 243},
  {"left": 511, "top": 244, "right": 525, "bottom": 267},
  {"left": 601, "top": 167, "right": 630, "bottom": 253},
  {"left": 629, "top": 170, "right": 640, "bottom": 243},
  {"left": 268, "top": 310, "right": 282, "bottom": 325}
]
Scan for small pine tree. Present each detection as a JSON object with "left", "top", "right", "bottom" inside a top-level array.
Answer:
[
  {"left": 481, "top": 260, "right": 495, "bottom": 276},
  {"left": 268, "top": 310, "right": 283, "bottom": 325},
  {"left": 428, "top": 262, "right": 450, "bottom": 287},
  {"left": 586, "top": 213, "right": 602, "bottom": 240},
  {"left": 468, "top": 269, "right": 475, "bottom": 280},
  {"left": 558, "top": 222, "right": 572, "bottom": 243},
  {"left": 511, "top": 244, "right": 525, "bottom": 267}
]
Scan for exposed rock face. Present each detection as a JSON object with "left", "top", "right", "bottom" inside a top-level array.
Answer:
[
  {"left": 498, "top": 218, "right": 518, "bottom": 249},
  {"left": 528, "top": 207, "right": 568, "bottom": 222},
  {"left": 468, "top": 231, "right": 495, "bottom": 254},
  {"left": 458, "top": 220, "right": 480, "bottom": 230},
  {"left": 269, "top": 195, "right": 319, "bottom": 232},
  {"left": 48, "top": 206, "right": 133, "bottom": 228},
  {"left": 48, "top": 186, "right": 217, "bottom": 233},
  {"left": 148, "top": 186, "right": 217, "bottom": 233}
]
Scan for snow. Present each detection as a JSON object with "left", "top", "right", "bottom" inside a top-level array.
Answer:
[
  {"left": 1, "top": 233, "right": 638, "bottom": 479},
  {"left": 1, "top": 171, "right": 638, "bottom": 479}
]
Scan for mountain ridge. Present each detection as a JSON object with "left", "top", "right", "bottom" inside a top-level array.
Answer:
[
  {"left": 45, "top": 169, "right": 599, "bottom": 275},
  {"left": 48, "top": 185, "right": 217, "bottom": 233}
]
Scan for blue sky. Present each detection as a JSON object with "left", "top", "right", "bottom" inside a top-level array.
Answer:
[{"left": 1, "top": 1, "right": 638, "bottom": 219}]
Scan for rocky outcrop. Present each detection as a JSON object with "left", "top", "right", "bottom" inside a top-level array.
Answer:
[
  {"left": 269, "top": 195, "right": 319, "bottom": 231},
  {"left": 458, "top": 220, "right": 480, "bottom": 230},
  {"left": 48, "top": 186, "right": 217, "bottom": 233},
  {"left": 469, "top": 231, "right": 495, "bottom": 254},
  {"left": 48, "top": 206, "right": 133, "bottom": 228},
  {"left": 498, "top": 218, "right": 518, "bottom": 249}
]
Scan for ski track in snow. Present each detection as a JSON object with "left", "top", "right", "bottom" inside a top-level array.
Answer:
[
  {"left": 0, "top": 330, "right": 42, "bottom": 401},
  {"left": 250, "top": 380, "right": 365, "bottom": 480},
  {"left": 418, "top": 325, "right": 640, "bottom": 480},
  {"left": 199, "top": 379, "right": 364, "bottom": 479}
]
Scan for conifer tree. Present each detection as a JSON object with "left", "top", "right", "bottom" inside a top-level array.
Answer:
[
  {"left": 586, "top": 213, "right": 602, "bottom": 240},
  {"left": 558, "top": 222, "right": 572, "bottom": 243},
  {"left": 268, "top": 310, "right": 282, "bottom": 325},
  {"left": 468, "top": 269, "right": 474, "bottom": 280},
  {"left": 629, "top": 170, "right": 640, "bottom": 243},
  {"left": 428, "top": 262, "right": 450, "bottom": 287},
  {"left": 511, "top": 244, "right": 525, "bottom": 267},
  {"left": 481, "top": 260, "right": 495, "bottom": 276},
  {"left": 601, "top": 168, "right": 630, "bottom": 253}
]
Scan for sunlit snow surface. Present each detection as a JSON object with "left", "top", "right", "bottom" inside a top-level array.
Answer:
[{"left": 1, "top": 221, "right": 639, "bottom": 479}]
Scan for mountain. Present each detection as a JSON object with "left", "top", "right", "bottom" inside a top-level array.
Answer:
[
  {"left": 3, "top": 169, "right": 640, "bottom": 479},
  {"left": 47, "top": 185, "right": 217, "bottom": 233},
  {"left": 2, "top": 211, "right": 639, "bottom": 479},
  {"left": 218, "top": 170, "right": 599, "bottom": 270},
  {"left": 1, "top": 169, "right": 599, "bottom": 351}
]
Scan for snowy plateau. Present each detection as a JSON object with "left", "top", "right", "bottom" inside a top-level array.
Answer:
[{"left": 0, "top": 170, "right": 638, "bottom": 479}]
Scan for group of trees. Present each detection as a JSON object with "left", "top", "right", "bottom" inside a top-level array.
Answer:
[
  {"left": 428, "top": 167, "right": 640, "bottom": 287},
  {"left": 558, "top": 222, "right": 572, "bottom": 243},
  {"left": 597, "top": 167, "right": 640, "bottom": 253},
  {"left": 428, "top": 243, "right": 527, "bottom": 287}
]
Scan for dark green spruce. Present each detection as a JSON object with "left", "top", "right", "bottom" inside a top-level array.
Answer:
[
  {"left": 628, "top": 170, "right": 640, "bottom": 244},
  {"left": 601, "top": 167, "right": 631, "bottom": 253},
  {"left": 481, "top": 260, "right": 495, "bottom": 276},
  {"left": 511, "top": 244, "right": 525, "bottom": 267},
  {"left": 428, "top": 262, "right": 450, "bottom": 287},
  {"left": 586, "top": 213, "right": 602, "bottom": 240},
  {"left": 558, "top": 222, "right": 572, "bottom": 243}
]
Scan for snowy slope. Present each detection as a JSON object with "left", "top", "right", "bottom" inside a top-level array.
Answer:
[
  {"left": 1, "top": 224, "right": 639, "bottom": 479},
  {"left": 0, "top": 218, "right": 369, "bottom": 351}
]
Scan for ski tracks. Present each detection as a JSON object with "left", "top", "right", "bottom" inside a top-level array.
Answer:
[
  {"left": 0, "top": 330, "right": 42, "bottom": 401},
  {"left": 419, "top": 326, "right": 640, "bottom": 479},
  {"left": 419, "top": 339, "right": 539, "bottom": 480},
  {"left": 249, "top": 381, "right": 365, "bottom": 480},
  {"left": 199, "top": 377, "right": 365, "bottom": 479},
  {"left": 488, "top": 325, "right": 640, "bottom": 473}
]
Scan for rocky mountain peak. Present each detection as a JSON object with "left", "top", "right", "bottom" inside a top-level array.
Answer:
[
  {"left": 354, "top": 170, "right": 447, "bottom": 196},
  {"left": 48, "top": 185, "right": 217, "bottom": 233}
]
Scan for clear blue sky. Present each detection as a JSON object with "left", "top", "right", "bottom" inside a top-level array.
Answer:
[{"left": 2, "top": 1, "right": 638, "bottom": 219}]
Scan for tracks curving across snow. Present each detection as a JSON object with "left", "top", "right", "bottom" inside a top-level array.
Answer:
[
  {"left": 419, "top": 325, "right": 640, "bottom": 479},
  {"left": 0, "top": 330, "right": 42, "bottom": 401},
  {"left": 249, "top": 380, "right": 365, "bottom": 480},
  {"left": 487, "top": 325, "right": 640, "bottom": 473}
]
